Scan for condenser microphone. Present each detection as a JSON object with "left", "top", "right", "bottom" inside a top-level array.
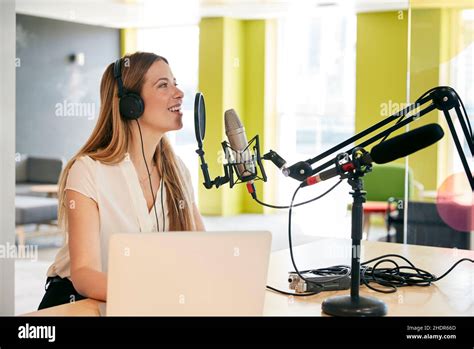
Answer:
[{"left": 224, "top": 109, "right": 256, "bottom": 180}]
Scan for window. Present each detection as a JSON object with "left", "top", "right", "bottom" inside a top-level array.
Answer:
[{"left": 276, "top": 9, "right": 357, "bottom": 238}]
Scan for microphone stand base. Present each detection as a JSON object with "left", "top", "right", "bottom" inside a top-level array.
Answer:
[{"left": 322, "top": 295, "right": 387, "bottom": 317}]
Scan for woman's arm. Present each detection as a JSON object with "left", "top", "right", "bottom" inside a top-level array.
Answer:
[
  {"left": 67, "top": 189, "right": 107, "bottom": 301},
  {"left": 193, "top": 202, "right": 206, "bottom": 231}
]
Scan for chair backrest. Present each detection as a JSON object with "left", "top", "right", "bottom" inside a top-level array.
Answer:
[
  {"left": 390, "top": 201, "right": 470, "bottom": 249},
  {"left": 16, "top": 155, "right": 63, "bottom": 184},
  {"left": 15, "top": 155, "right": 29, "bottom": 183},
  {"left": 363, "top": 163, "right": 414, "bottom": 202}
]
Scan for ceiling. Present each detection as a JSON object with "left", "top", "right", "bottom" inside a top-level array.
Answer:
[{"left": 15, "top": 0, "right": 411, "bottom": 28}]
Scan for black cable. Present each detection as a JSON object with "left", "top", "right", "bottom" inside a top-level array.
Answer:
[
  {"left": 258, "top": 179, "right": 344, "bottom": 297},
  {"left": 136, "top": 119, "right": 160, "bottom": 232},
  {"left": 253, "top": 195, "right": 327, "bottom": 209},
  {"left": 417, "top": 87, "right": 438, "bottom": 102},
  {"left": 453, "top": 89, "right": 473, "bottom": 139},
  {"left": 266, "top": 285, "right": 319, "bottom": 297},
  {"left": 267, "top": 253, "right": 473, "bottom": 297},
  {"left": 378, "top": 86, "right": 449, "bottom": 144},
  {"left": 428, "top": 257, "right": 473, "bottom": 281},
  {"left": 360, "top": 254, "right": 474, "bottom": 293},
  {"left": 378, "top": 113, "right": 407, "bottom": 144},
  {"left": 255, "top": 178, "right": 473, "bottom": 296},
  {"left": 299, "top": 265, "right": 351, "bottom": 276},
  {"left": 160, "top": 139, "right": 165, "bottom": 232},
  {"left": 287, "top": 180, "right": 347, "bottom": 286},
  {"left": 265, "top": 180, "right": 346, "bottom": 298},
  {"left": 252, "top": 179, "right": 343, "bottom": 209},
  {"left": 414, "top": 87, "right": 472, "bottom": 139},
  {"left": 160, "top": 176, "right": 165, "bottom": 232},
  {"left": 362, "top": 87, "right": 472, "bottom": 149}
]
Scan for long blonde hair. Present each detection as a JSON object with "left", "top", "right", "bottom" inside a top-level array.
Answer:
[{"left": 57, "top": 52, "right": 196, "bottom": 232}]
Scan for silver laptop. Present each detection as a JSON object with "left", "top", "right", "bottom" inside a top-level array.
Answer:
[{"left": 105, "top": 231, "right": 272, "bottom": 316}]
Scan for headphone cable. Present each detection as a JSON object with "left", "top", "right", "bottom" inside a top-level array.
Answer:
[
  {"left": 160, "top": 143, "right": 166, "bottom": 232},
  {"left": 135, "top": 119, "right": 161, "bottom": 232}
]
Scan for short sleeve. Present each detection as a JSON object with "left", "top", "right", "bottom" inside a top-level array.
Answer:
[
  {"left": 176, "top": 156, "right": 195, "bottom": 204},
  {"left": 65, "top": 156, "right": 97, "bottom": 202}
]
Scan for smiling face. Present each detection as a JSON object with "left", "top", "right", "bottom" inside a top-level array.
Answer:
[{"left": 139, "top": 60, "right": 184, "bottom": 133}]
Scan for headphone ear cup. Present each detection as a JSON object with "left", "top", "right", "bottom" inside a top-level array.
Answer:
[{"left": 119, "top": 93, "right": 144, "bottom": 120}]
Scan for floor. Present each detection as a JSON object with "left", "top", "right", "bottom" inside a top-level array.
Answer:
[{"left": 14, "top": 213, "right": 389, "bottom": 315}]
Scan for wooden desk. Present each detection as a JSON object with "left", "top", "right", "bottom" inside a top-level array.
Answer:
[
  {"left": 30, "top": 184, "right": 59, "bottom": 198},
  {"left": 23, "top": 238, "right": 474, "bottom": 316}
]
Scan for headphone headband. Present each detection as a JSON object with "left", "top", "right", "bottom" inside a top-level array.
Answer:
[{"left": 113, "top": 59, "right": 124, "bottom": 98}]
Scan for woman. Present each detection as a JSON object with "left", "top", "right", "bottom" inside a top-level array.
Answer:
[{"left": 38, "top": 52, "right": 205, "bottom": 310}]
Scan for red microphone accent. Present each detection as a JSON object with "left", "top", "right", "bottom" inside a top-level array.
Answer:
[
  {"left": 303, "top": 161, "right": 357, "bottom": 188},
  {"left": 341, "top": 163, "right": 355, "bottom": 172},
  {"left": 305, "top": 176, "right": 318, "bottom": 186},
  {"left": 246, "top": 182, "right": 257, "bottom": 199},
  {"left": 246, "top": 182, "right": 255, "bottom": 193},
  {"left": 246, "top": 181, "right": 257, "bottom": 199}
]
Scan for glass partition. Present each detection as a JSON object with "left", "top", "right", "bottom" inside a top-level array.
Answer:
[{"left": 403, "top": 1, "right": 473, "bottom": 250}]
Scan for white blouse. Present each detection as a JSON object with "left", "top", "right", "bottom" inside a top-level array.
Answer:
[{"left": 46, "top": 152, "right": 195, "bottom": 278}]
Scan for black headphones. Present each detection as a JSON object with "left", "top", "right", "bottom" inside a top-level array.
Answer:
[
  {"left": 112, "top": 57, "right": 166, "bottom": 232},
  {"left": 113, "top": 58, "right": 145, "bottom": 120}
]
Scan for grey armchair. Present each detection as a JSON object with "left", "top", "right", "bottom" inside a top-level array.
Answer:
[
  {"left": 16, "top": 155, "right": 63, "bottom": 196},
  {"left": 15, "top": 155, "right": 64, "bottom": 246}
]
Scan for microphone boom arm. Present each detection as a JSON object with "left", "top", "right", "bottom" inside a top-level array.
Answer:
[{"left": 276, "top": 86, "right": 473, "bottom": 190}]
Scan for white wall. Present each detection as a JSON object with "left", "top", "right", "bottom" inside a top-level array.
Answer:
[
  {"left": 0, "top": 0, "right": 16, "bottom": 315},
  {"left": 16, "top": 14, "right": 120, "bottom": 160}
]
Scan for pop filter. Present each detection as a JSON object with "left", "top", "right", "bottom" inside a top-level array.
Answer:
[{"left": 194, "top": 92, "right": 206, "bottom": 148}]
